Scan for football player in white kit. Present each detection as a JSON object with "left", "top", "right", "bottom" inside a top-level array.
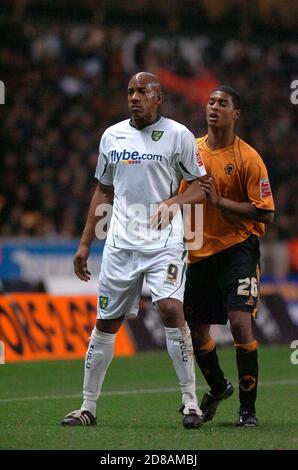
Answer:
[{"left": 61, "top": 72, "right": 207, "bottom": 428}]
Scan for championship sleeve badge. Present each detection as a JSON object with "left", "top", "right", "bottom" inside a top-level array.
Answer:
[
  {"left": 260, "top": 178, "right": 272, "bottom": 198},
  {"left": 195, "top": 145, "right": 204, "bottom": 167}
]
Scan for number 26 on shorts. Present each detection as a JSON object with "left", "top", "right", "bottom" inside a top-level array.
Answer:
[{"left": 237, "top": 277, "right": 258, "bottom": 297}]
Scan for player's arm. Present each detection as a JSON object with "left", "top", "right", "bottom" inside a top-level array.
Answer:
[
  {"left": 151, "top": 179, "right": 206, "bottom": 230},
  {"left": 175, "top": 129, "right": 208, "bottom": 206},
  {"left": 151, "top": 131, "right": 208, "bottom": 229},
  {"left": 74, "top": 182, "right": 114, "bottom": 281},
  {"left": 169, "top": 177, "right": 207, "bottom": 207},
  {"left": 200, "top": 177, "right": 274, "bottom": 224}
]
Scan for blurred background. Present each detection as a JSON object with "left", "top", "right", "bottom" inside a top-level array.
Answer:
[{"left": 0, "top": 0, "right": 298, "bottom": 361}]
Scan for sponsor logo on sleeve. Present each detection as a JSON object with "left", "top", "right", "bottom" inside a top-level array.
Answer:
[
  {"left": 195, "top": 146, "right": 204, "bottom": 167},
  {"left": 260, "top": 178, "right": 272, "bottom": 198}
]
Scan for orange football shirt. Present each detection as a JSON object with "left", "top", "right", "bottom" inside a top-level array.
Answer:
[{"left": 180, "top": 135, "right": 275, "bottom": 264}]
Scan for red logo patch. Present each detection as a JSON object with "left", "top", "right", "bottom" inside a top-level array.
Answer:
[
  {"left": 260, "top": 178, "right": 272, "bottom": 198},
  {"left": 195, "top": 146, "right": 203, "bottom": 167}
]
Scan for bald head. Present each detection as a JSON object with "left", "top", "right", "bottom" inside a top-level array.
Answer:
[
  {"left": 129, "top": 72, "right": 162, "bottom": 94},
  {"left": 127, "top": 71, "right": 163, "bottom": 128}
]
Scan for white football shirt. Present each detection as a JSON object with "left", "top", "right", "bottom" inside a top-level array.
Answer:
[{"left": 95, "top": 116, "right": 206, "bottom": 249}]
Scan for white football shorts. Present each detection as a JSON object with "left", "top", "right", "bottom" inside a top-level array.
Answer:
[{"left": 97, "top": 243, "right": 187, "bottom": 320}]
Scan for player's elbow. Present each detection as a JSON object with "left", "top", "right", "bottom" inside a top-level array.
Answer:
[
  {"left": 255, "top": 207, "right": 275, "bottom": 225},
  {"left": 263, "top": 212, "right": 275, "bottom": 225}
]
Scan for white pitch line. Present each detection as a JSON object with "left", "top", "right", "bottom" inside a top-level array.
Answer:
[{"left": 0, "top": 379, "right": 298, "bottom": 403}]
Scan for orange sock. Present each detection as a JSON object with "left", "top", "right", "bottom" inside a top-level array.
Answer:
[{"left": 234, "top": 340, "right": 257, "bottom": 353}]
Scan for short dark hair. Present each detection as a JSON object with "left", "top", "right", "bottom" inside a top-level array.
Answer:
[{"left": 212, "top": 85, "right": 242, "bottom": 110}]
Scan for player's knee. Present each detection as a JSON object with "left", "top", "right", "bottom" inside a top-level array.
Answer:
[
  {"left": 229, "top": 312, "right": 253, "bottom": 343},
  {"left": 230, "top": 321, "right": 242, "bottom": 343},
  {"left": 158, "top": 299, "right": 184, "bottom": 327},
  {"left": 191, "top": 326, "right": 211, "bottom": 348},
  {"left": 96, "top": 316, "right": 124, "bottom": 334}
]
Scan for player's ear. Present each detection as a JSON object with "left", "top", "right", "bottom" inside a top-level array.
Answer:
[
  {"left": 233, "top": 109, "right": 240, "bottom": 121},
  {"left": 156, "top": 92, "right": 163, "bottom": 105}
]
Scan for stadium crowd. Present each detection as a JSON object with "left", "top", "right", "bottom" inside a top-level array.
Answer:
[{"left": 1, "top": 20, "right": 298, "bottom": 275}]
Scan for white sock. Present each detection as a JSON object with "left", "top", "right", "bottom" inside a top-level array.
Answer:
[
  {"left": 164, "top": 323, "right": 198, "bottom": 408},
  {"left": 81, "top": 328, "right": 116, "bottom": 417}
]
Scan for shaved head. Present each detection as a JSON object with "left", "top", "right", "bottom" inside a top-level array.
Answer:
[
  {"left": 129, "top": 72, "right": 162, "bottom": 94},
  {"left": 127, "top": 71, "right": 162, "bottom": 128}
]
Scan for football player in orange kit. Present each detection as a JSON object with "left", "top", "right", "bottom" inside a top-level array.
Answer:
[{"left": 180, "top": 85, "right": 275, "bottom": 426}]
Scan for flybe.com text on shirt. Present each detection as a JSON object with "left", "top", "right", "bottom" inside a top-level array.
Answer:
[{"left": 110, "top": 149, "right": 162, "bottom": 164}]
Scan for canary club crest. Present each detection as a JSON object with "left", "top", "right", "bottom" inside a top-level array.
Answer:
[
  {"left": 99, "top": 296, "right": 109, "bottom": 310},
  {"left": 151, "top": 130, "right": 164, "bottom": 141}
]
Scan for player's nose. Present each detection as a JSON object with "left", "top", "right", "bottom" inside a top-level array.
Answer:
[
  {"left": 210, "top": 102, "right": 218, "bottom": 110},
  {"left": 131, "top": 91, "right": 140, "bottom": 102}
]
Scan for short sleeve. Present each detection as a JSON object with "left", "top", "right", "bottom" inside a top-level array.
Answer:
[
  {"left": 95, "top": 135, "right": 114, "bottom": 185},
  {"left": 244, "top": 151, "right": 275, "bottom": 211},
  {"left": 176, "top": 129, "right": 207, "bottom": 181}
]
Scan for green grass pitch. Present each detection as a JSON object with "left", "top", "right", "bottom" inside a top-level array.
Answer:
[{"left": 0, "top": 345, "right": 297, "bottom": 450}]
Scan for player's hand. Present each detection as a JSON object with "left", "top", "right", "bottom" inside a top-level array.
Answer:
[
  {"left": 73, "top": 245, "right": 91, "bottom": 282},
  {"left": 150, "top": 201, "right": 179, "bottom": 231},
  {"left": 199, "top": 177, "right": 220, "bottom": 207}
]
